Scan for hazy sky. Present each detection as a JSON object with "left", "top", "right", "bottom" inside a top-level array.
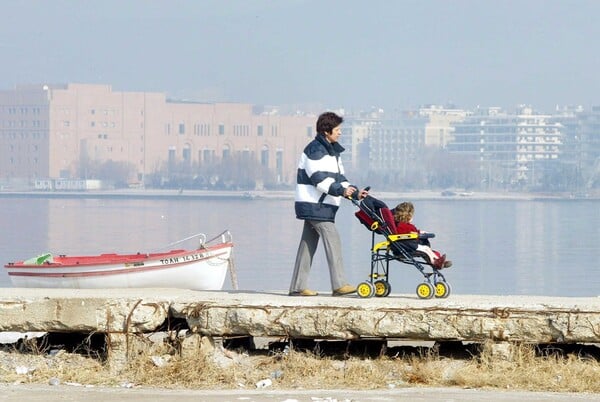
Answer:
[{"left": 1, "top": 0, "right": 599, "bottom": 113}]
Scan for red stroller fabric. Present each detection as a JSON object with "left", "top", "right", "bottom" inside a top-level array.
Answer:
[{"left": 354, "top": 196, "right": 397, "bottom": 235}]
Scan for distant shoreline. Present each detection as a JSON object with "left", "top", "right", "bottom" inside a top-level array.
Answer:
[{"left": 0, "top": 188, "right": 597, "bottom": 201}]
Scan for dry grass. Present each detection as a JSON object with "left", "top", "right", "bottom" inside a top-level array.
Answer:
[
  {"left": 451, "top": 343, "right": 600, "bottom": 392},
  {"left": 2, "top": 338, "right": 600, "bottom": 393}
]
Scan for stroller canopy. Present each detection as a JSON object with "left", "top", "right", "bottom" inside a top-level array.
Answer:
[{"left": 354, "top": 195, "right": 397, "bottom": 235}]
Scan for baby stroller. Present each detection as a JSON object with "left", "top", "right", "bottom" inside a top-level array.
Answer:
[{"left": 352, "top": 195, "right": 451, "bottom": 299}]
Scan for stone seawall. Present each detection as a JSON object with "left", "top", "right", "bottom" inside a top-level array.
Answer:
[{"left": 1, "top": 288, "right": 599, "bottom": 370}]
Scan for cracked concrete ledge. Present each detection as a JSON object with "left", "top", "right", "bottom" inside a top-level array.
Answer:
[{"left": 1, "top": 288, "right": 600, "bottom": 344}]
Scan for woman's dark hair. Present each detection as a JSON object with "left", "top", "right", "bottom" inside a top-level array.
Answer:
[{"left": 316, "top": 112, "right": 343, "bottom": 135}]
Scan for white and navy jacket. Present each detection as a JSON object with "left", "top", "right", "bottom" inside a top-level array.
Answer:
[{"left": 295, "top": 134, "right": 354, "bottom": 222}]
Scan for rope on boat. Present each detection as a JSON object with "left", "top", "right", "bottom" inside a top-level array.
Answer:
[{"left": 205, "top": 229, "right": 232, "bottom": 245}]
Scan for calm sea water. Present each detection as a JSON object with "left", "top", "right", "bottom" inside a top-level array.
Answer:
[{"left": 0, "top": 195, "right": 598, "bottom": 297}]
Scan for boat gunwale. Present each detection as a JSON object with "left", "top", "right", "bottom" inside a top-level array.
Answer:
[
  {"left": 4, "top": 242, "right": 233, "bottom": 269},
  {"left": 6, "top": 248, "right": 232, "bottom": 279}
]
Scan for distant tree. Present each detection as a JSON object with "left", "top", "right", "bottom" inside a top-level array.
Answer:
[
  {"left": 421, "top": 148, "right": 477, "bottom": 189},
  {"left": 365, "top": 148, "right": 479, "bottom": 191},
  {"left": 77, "top": 159, "right": 135, "bottom": 188},
  {"left": 147, "top": 152, "right": 280, "bottom": 190}
]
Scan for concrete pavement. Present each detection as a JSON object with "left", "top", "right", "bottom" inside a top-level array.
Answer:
[{"left": 1, "top": 385, "right": 600, "bottom": 402}]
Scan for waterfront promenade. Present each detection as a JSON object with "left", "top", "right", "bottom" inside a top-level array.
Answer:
[{"left": 1, "top": 288, "right": 599, "bottom": 369}]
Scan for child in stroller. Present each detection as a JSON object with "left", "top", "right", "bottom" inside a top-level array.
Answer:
[
  {"left": 352, "top": 194, "right": 451, "bottom": 299},
  {"left": 393, "top": 201, "right": 452, "bottom": 269}
]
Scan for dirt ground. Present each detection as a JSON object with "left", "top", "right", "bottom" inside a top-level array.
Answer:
[{"left": 2, "top": 384, "right": 600, "bottom": 402}]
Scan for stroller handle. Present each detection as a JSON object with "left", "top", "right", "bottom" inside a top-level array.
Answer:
[{"left": 347, "top": 186, "right": 370, "bottom": 204}]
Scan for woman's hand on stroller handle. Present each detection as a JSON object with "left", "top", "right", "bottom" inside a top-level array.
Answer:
[{"left": 346, "top": 186, "right": 370, "bottom": 203}]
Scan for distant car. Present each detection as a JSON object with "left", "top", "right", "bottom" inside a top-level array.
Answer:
[{"left": 441, "top": 190, "right": 457, "bottom": 196}]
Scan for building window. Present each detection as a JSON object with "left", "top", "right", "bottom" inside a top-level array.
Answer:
[
  {"left": 203, "top": 149, "right": 213, "bottom": 164},
  {"left": 261, "top": 146, "right": 269, "bottom": 167},
  {"left": 219, "top": 124, "right": 225, "bottom": 135},
  {"left": 168, "top": 147, "right": 176, "bottom": 171},
  {"left": 242, "top": 149, "right": 250, "bottom": 161},
  {"left": 307, "top": 126, "right": 312, "bottom": 137},
  {"left": 257, "top": 125, "right": 263, "bottom": 136},
  {"left": 276, "top": 150, "right": 283, "bottom": 181},
  {"left": 179, "top": 123, "right": 185, "bottom": 134},
  {"left": 182, "top": 145, "right": 191, "bottom": 163}
]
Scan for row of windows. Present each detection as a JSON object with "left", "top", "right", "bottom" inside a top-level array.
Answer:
[
  {"left": 89, "top": 109, "right": 120, "bottom": 116},
  {"left": 167, "top": 123, "right": 281, "bottom": 137},
  {"left": 3, "top": 119, "right": 289, "bottom": 138},
  {"left": 2, "top": 120, "right": 46, "bottom": 128},
  {"left": 516, "top": 154, "right": 559, "bottom": 161},
  {"left": 516, "top": 146, "right": 560, "bottom": 152},
  {"left": 74, "top": 119, "right": 131, "bottom": 129},
  {"left": 6, "top": 157, "right": 40, "bottom": 164},
  {"left": 5, "top": 144, "right": 40, "bottom": 152},
  {"left": 169, "top": 147, "right": 283, "bottom": 162},
  {"left": 517, "top": 137, "right": 562, "bottom": 143},
  {"left": 371, "top": 138, "right": 423, "bottom": 144},
  {"left": 90, "top": 121, "right": 118, "bottom": 128},
  {"left": 193, "top": 123, "right": 211, "bottom": 136},
  {"left": 0, "top": 132, "right": 47, "bottom": 139},
  {"left": 372, "top": 129, "right": 424, "bottom": 135},
  {"left": 0, "top": 107, "right": 43, "bottom": 115}
]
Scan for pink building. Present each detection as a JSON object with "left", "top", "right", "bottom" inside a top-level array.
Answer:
[{"left": 0, "top": 83, "right": 315, "bottom": 188}]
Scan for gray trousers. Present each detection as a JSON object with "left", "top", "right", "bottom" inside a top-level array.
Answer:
[{"left": 289, "top": 220, "right": 347, "bottom": 292}]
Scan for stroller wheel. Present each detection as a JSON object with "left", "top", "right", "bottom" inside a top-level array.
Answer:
[
  {"left": 357, "top": 282, "right": 375, "bottom": 298},
  {"left": 374, "top": 280, "right": 391, "bottom": 297},
  {"left": 416, "top": 282, "right": 435, "bottom": 299},
  {"left": 434, "top": 281, "right": 451, "bottom": 298}
]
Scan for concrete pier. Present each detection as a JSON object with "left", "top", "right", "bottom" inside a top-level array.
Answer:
[{"left": 1, "top": 288, "right": 600, "bottom": 368}]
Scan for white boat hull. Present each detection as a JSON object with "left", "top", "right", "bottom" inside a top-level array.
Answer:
[{"left": 5, "top": 242, "right": 233, "bottom": 291}]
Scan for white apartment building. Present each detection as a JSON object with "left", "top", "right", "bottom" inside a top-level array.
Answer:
[{"left": 448, "top": 106, "right": 563, "bottom": 187}]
